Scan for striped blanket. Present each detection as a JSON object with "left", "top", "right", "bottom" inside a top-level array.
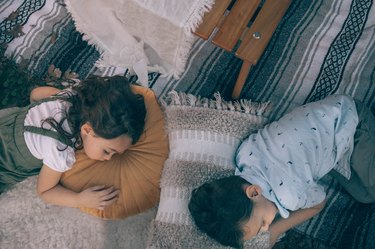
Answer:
[{"left": 1, "top": 0, "right": 374, "bottom": 248}]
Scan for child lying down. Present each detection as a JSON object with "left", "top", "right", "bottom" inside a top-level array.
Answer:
[{"left": 189, "top": 94, "right": 375, "bottom": 248}]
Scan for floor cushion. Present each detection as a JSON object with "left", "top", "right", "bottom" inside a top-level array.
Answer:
[{"left": 61, "top": 85, "right": 169, "bottom": 219}]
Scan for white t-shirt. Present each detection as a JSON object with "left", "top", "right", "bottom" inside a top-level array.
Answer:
[
  {"left": 24, "top": 95, "right": 76, "bottom": 172},
  {"left": 235, "top": 94, "right": 358, "bottom": 218}
]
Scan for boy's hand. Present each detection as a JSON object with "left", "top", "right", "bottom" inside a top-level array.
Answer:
[
  {"left": 78, "top": 185, "right": 120, "bottom": 210},
  {"left": 268, "top": 199, "right": 326, "bottom": 247},
  {"left": 269, "top": 231, "right": 282, "bottom": 247}
]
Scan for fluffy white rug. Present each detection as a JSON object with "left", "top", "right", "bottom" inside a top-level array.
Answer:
[{"left": 0, "top": 176, "right": 156, "bottom": 249}]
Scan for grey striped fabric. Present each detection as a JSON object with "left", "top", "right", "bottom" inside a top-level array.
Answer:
[
  {"left": 148, "top": 91, "right": 270, "bottom": 248},
  {"left": 1, "top": 0, "right": 374, "bottom": 248}
]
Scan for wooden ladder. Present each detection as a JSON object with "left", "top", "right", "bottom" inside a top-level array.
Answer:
[{"left": 194, "top": 0, "right": 291, "bottom": 99}]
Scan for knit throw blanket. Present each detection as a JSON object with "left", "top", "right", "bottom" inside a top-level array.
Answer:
[
  {"left": 147, "top": 91, "right": 272, "bottom": 249},
  {"left": 64, "top": 0, "right": 214, "bottom": 86}
]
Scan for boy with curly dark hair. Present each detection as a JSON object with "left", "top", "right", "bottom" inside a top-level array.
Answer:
[{"left": 189, "top": 94, "right": 375, "bottom": 248}]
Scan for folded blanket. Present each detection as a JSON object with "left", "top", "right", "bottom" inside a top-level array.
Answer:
[{"left": 64, "top": 0, "right": 214, "bottom": 85}]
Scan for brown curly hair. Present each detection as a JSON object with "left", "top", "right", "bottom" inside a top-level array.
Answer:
[{"left": 43, "top": 75, "right": 146, "bottom": 150}]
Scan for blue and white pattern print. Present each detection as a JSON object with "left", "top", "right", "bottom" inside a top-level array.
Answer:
[{"left": 235, "top": 94, "right": 358, "bottom": 218}]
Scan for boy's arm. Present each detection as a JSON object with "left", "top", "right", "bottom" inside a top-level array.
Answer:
[
  {"left": 30, "top": 86, "right": 61, "bottom": 102},
  {"left": 268, "top": 199, "right": 326, "bottom": 247},
  {"left": 37, "top": 165, "right": 119, "bottom": 209}
]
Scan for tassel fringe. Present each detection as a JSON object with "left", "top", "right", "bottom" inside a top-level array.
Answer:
[{"left": 163, "top": 91, "right": 271, "bottom": 116}]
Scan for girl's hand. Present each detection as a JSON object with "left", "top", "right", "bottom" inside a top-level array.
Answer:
[
  {"left": 78, "top": 185, "right": 120, "bottom": 210},
  {"left": 37, "top": 165, "right": 119, "bottom": 209}
]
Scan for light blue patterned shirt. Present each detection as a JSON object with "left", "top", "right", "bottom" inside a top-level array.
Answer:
[{"left": 235, "top": 94, "right": 358, "bottom": 218}]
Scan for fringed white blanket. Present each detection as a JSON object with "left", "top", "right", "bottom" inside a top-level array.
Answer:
[{"left": 64, "top": 0, "right": 214, "bottom": 86}]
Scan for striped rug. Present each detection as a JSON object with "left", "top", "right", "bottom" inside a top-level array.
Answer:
[{"left": 1, "top": 0, "right": 374, "bottom": 248}]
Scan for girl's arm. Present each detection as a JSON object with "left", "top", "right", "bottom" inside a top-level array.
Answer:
[
  {"left": 37, "top": 165, "right": 119, "bottom": 209},
  {"left": 268, "top": 199, "right": 326, "bottom": 247},
  {"left": 30, "top": 86, "right": 61, "bottom": 103}
]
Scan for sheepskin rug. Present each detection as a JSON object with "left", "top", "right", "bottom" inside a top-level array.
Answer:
[{"left": 0, "top": 176, "right": 155, "bottom": 249}]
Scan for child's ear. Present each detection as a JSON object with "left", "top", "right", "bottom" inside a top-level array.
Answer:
[
  {"left": 245, "top": 185, "right": 262, "bottom": 200},
  {"left": 81, "top": 123, "right": 93, "bottom": 135}
]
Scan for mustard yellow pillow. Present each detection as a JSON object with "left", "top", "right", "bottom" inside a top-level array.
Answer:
[{"left": 60, "top": 85, "right": 169, "bottom": 219}]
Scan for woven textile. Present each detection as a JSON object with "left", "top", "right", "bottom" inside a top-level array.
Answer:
[
  {"left": 148, "top": 91, "right": 270, "bottom": 249},
  {"left": 1, "top": 0, "right": 374, "bottom": 248},
  {"left": 64, "top": 0, "right": 214, "bottom": 86}
]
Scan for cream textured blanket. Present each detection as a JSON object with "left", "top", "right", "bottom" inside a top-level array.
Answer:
[
  {"left": 0, "top": 176, "right": 155, "bottom": 249},
  {"left": 64, "top": 0, "right": 214, "bottom": 85},
  {"left": 148, "top": 92, "right": 271, "bottom": 248}
]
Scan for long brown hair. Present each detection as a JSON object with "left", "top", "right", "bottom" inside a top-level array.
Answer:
[{"left": 43, "top": 75, "right": 146, "bottom": 150}]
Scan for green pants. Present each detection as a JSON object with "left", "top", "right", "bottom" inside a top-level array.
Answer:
[
  {"left": 330, "top": 101, "right": 375, "bottom": 203},
  {"left": 0, "top": 107, "right": 42, "bottom": 193}
]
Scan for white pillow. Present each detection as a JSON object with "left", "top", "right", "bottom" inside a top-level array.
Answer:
[{"left": 147, "top": 91, "right": 271, "bottom": 248}]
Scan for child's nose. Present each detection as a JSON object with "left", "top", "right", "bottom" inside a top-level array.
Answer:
[{"left": 260, "top": 223, "right": 269, "bottom": 232}]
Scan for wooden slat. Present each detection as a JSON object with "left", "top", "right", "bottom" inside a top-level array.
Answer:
[
  {"left": 236, "top": 0, "right": 291, "bottom": 64},
  {"left": 212, "top": 0, "right": 261, "bottom": 52},
  {"left": 232, "top": 61, "right": 252, "bottom": 99},
  {"left": 193, "top": 0, "right": 233, "bottom": 40}
]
